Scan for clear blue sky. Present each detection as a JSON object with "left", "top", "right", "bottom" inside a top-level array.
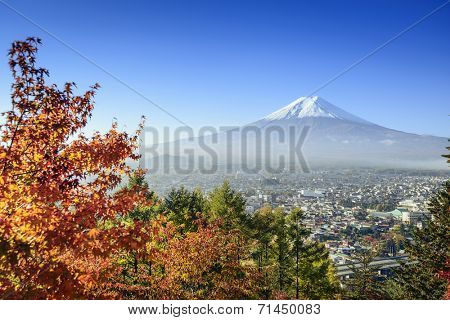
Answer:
[{"left": 0, "top": 0, "right": 449, "bottom": 137}]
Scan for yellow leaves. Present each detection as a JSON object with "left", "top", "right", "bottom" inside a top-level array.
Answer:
[
  {"left": 66, "top": 151, "right": 83, "bottom": 161},
  {"left": 7, "top": 183, "right": 18, "bottom": 192},
  {"left": 33, "top": 153, "right": 43, "bottom": 162}
]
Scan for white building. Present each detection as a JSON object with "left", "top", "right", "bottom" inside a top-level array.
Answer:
[{"left": 398, "top": 199, "right": 419, "bottom": 212}]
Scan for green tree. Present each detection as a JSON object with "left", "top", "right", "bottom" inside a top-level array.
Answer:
[
  {"left": 344, "top": 249, "right": 385, "bottom": 299},
  {"left": 208, "top": 181, "right": 247, "bottom": 231},
  {"left": 251, "top": 205, "right": 276, "bottom": 298},
  {"left": 163, "top": 186, "right": 207, "bottom": 231},
  {"left": 297, "top": 242, "right": 340, "bottom": 299},
  {"left": 272, "top": 208, "right": 291, "bottom": 293},
  {"left": 127, "top": 170, "right": 160, "bottom": 222},
  {"left": 387, "top": 180, "right": 449, "bottom": 299},
  {"left": 286, "top": 208, "right": 339, "bottom": 299},
  {"left": 443, "top": 143, "right": 450, "bottom": 164},
  {"left": 120, "top": 170, "right": 160, "bottom": 276},
  {"left": 286, "top": 208, "right": 309, "bottom": 298}
]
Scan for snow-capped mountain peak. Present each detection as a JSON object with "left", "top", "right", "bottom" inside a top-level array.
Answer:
[{"left": 263, "top": 96, "right": 372, "bottom": 125}]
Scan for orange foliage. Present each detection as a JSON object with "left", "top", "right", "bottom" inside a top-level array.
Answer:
[
  {"left": 109, "top": 221, "right": 261, "bottom": 299},
  {"left": 0, "top": 38, "right": 261, "bottom": 300},
  {"left": 156, "top": 223, "right": 259, "bottom": 299},
  {"left": 0, "top": 38, "right": 151, "bottom": 299}
]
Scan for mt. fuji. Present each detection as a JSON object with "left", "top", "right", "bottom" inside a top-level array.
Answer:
[
  {"left": 263, "top": 96, "right": 372, "bottom": 125},
  {"left": 247, "top": 96, "right": 448, "bottom": 169},
  {"left": 148, "top": 96, "right": 448, "bottom": 171}
]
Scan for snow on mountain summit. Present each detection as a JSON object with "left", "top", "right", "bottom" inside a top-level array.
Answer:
[{"left": 263, "top": 96, "right": 372, "bottom": 125}]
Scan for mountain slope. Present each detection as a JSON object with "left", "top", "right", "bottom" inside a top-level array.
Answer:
[
  {"left": 249, "top": 96, "right": 448, "bottom": 169},
  {"left": 144, "top": 96, "right": 448, "bottom": 171}
]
